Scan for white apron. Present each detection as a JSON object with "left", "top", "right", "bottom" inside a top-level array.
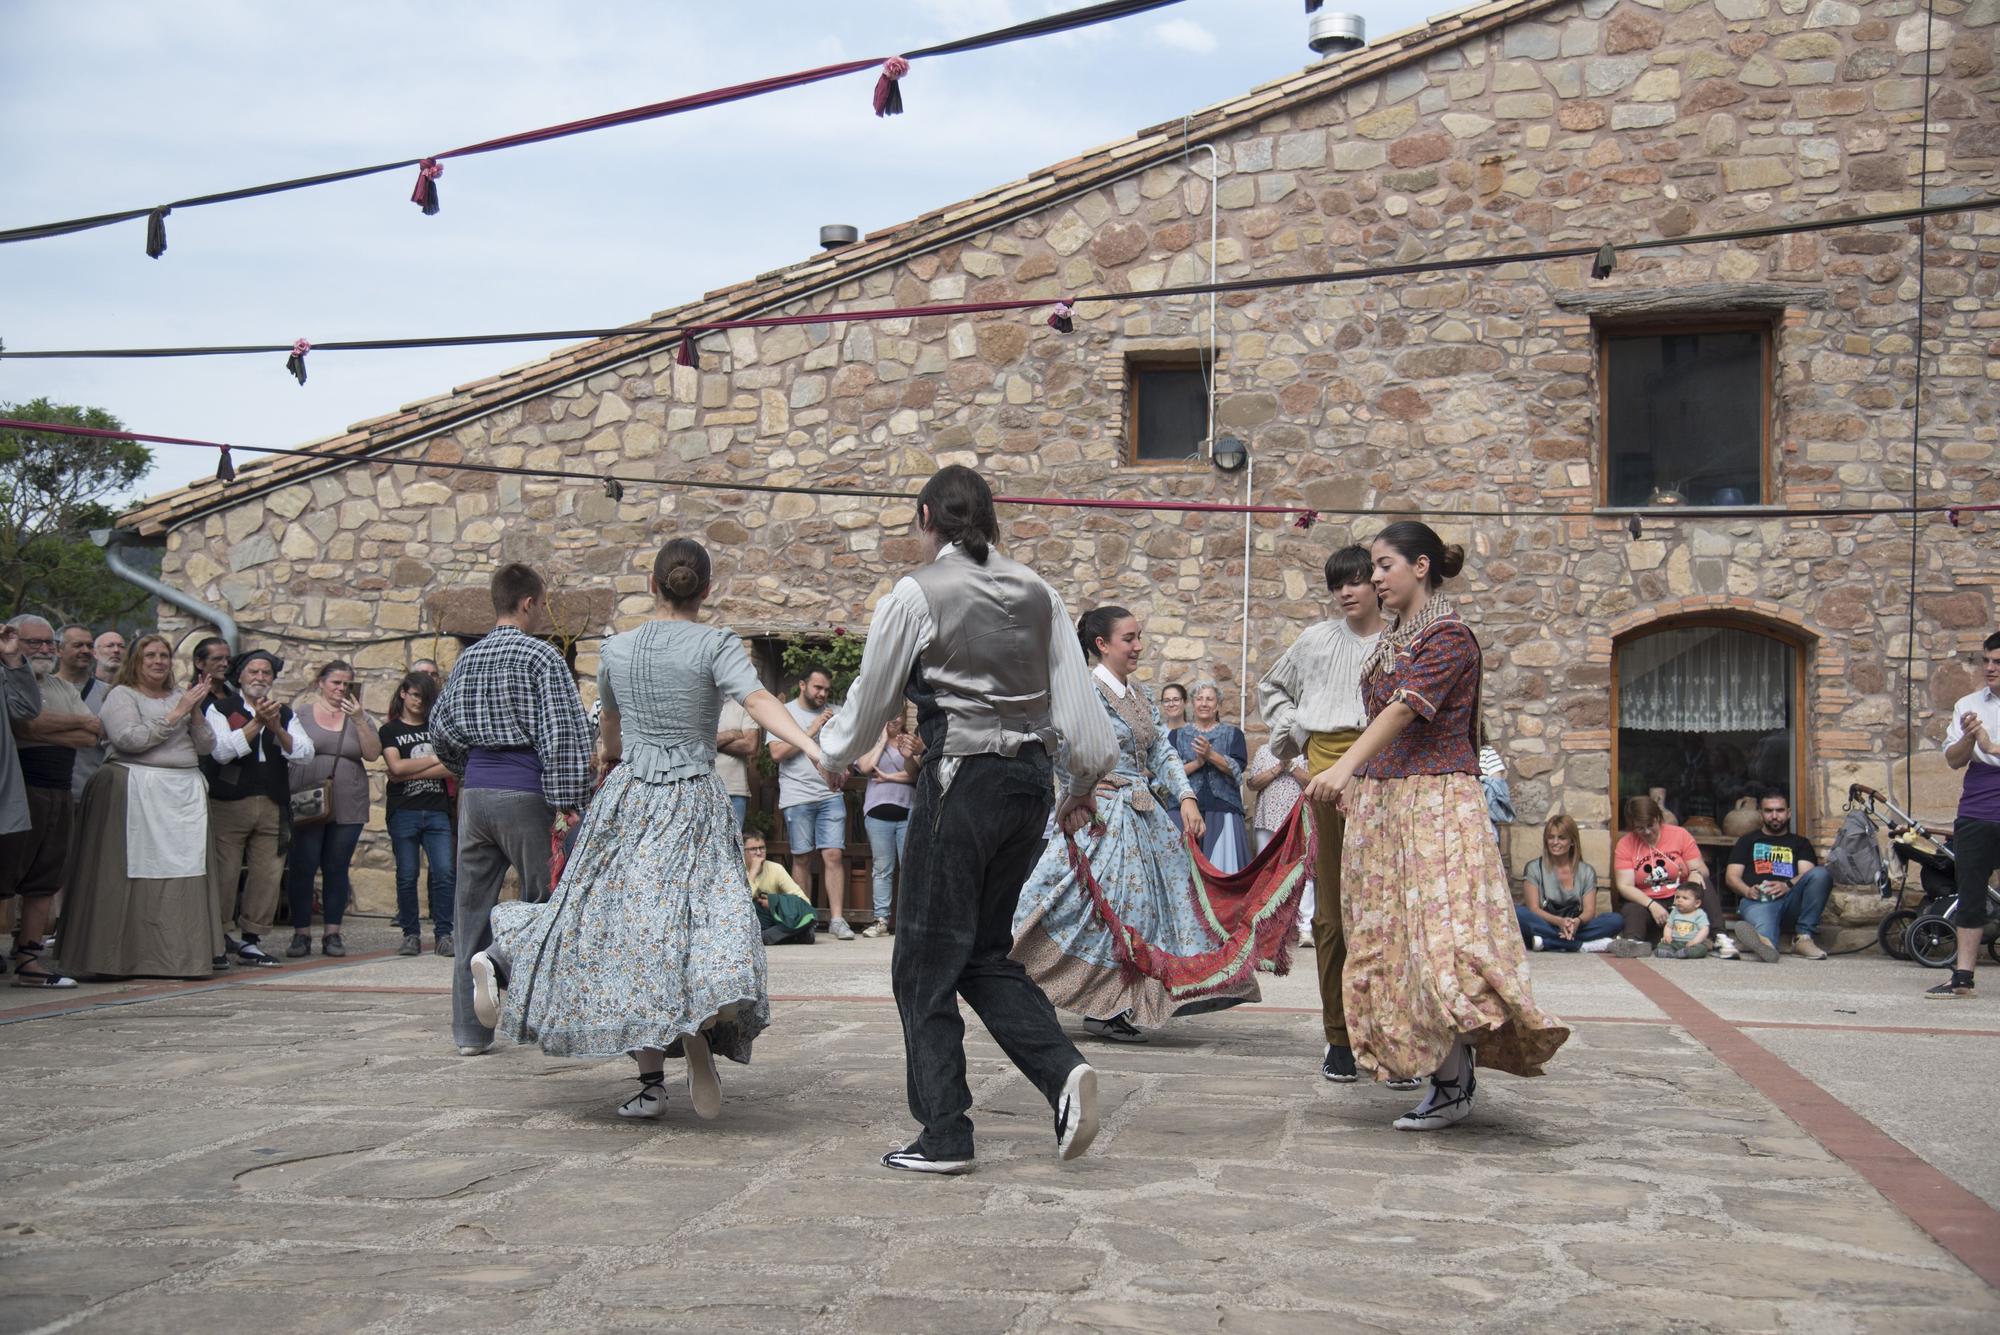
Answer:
[{"left": 124, "top": 763, "right": 209, "bottom": 879}]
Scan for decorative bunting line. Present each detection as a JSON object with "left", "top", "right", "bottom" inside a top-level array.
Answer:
[
  {"left": 0, "top": 416, "right": 1990, "bottom": 532},
  {"left": 0, "top": 0, "right": 1187, "bottom": 253},
  {"left": 5, "top": 194, "right": 1992, "bottom": 367}
]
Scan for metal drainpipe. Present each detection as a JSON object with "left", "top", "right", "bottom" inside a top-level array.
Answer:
[{"left": 93, "top": 528, "right": 240, "bottom": 652}]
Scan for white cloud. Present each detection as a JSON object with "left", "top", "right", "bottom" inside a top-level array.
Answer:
[{"left": 1151, "top": 17, "right": 1218, "bottom": 54}]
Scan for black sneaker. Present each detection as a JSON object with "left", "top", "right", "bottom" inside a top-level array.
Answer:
[
  {"left": 1055, "top": 1063, "right": 1099, "bottom": 1161},
  {"left": 1322, "top": 1043, "right": 1358, "bottom": 1083},
  {"left": 881, "top": 1142, "right": 974, "bottom": 1175},
  {"left": 285, "top": 934, "right": 312, "bottom": 958},
  {"left": 435, "top": 933, "right": 454, "bottom": 958},
  {"left": 1925, "top": 971, "right": 1976, "bottom": 1000},
  {"left": 1082, "top": 1012, "right": 1147, "bottom": 1044},
  {"left": 397, "top": 934, "right": 422, "bottom": 957},
  {"left": 321, "top": 934, "right": 346, "bottom": 958},
  {"left": 211, "top": 954, "right": 231, "bottom": 973}
]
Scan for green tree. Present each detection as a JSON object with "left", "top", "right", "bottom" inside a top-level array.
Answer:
[{"left": 0, "top": 398, "right": 155, "bottom": 626}]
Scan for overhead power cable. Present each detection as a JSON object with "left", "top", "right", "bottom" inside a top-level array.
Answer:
[
  {"left": 2, "top": 416, "right": 1991, "bottom": 534},
  {"left": 3, "top": 194, "right": 1993, "bottom": 365},
  {"left": 0, "top": 0, "right": 1187, "bottom": 254}
]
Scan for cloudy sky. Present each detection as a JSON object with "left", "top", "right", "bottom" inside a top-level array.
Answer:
[{"left": 1, "top": 0, "right": 1438, "bottom": 500}]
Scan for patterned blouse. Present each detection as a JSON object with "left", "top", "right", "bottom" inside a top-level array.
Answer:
[{"left": 1360, "top": 597, "right": 1481, "bottom": 780}]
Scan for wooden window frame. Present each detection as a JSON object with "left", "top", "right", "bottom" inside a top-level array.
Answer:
[
  {"left": 1595, "top": 317, "right": 1776, "bottom": 509},
  {"left": 1608, "top": 613, "right": 1813, "bottom": 859},
  {"left": 1124, "top": 351, "right": 1213, "bottom": 468}
]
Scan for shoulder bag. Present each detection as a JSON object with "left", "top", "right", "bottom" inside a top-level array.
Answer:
[{"left": 290, "top": 713, "right": 350, "bottom": 828}]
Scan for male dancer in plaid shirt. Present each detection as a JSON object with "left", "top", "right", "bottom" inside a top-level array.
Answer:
[{"left": 431, "top": 563, "right": 593, "bottom": 1055}]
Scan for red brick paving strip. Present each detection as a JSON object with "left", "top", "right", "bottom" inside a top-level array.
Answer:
[{"left": 1609, "top": 956, "right": 2000, "bottom": 1290}]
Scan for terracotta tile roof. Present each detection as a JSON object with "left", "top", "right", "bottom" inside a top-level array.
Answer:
[{"left": 118, "top": 0, "right": 1564, "bottom": 537}]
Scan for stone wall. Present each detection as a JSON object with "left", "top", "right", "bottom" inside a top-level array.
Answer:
[{"left": 152, "top": 0, "right": 1999, "bottom": 904}]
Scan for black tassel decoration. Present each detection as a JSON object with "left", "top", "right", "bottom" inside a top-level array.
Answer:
[
  {"left": 145, "top": 206, "right": 170, "bottom": 259},
  {"left": 1591, "top": 242, "right": 1616, "bottom": 280},
  {"left": 1047, "top": 301, "right": 1075, "bottom": 333},
  {"left": 1292, "top": 509, "right": 1319, "bottom": 532},
  {"left": 873, "top": 57, "right": 908, "bottom": 116},
  {"left": 216, "top": 445, "right": 236, "bottom": 483},
  {"left": 1628, "top": 514, "right": 1643, "bottom": 539},
  {"left": 411, "top": 158, "right": 442, "bottom": 216},
  {"left": 604, "top": 478, "right": 624, "bottom": 501},
  {"left": 677, "top": 335, "right": 698, "bottom": 368},
  {"left": 285, "top": 338, "right": 310, "bottom": 386}
]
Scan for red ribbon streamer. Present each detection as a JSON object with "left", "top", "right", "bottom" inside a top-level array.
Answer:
[{"left": 1063, "top": 797, "right": 1314, "bottom": 996}]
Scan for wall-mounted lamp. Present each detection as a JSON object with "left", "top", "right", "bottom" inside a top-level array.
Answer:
[{"left": 1211, "top": 434, "right": 1248, "bottom": 473}]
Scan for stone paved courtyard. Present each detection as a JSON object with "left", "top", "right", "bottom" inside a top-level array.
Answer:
[{"left": 4, "top": 925, "right": 1998, "bottom": 1334}]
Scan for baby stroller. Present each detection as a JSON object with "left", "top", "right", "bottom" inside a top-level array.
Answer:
[{"left": 1843, "top": 784, "right": 1956, "bottom": 960}]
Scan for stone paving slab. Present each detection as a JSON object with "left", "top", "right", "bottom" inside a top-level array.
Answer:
[{"left": 3, "top": 927, "right": 1996, "bottom": 1333}]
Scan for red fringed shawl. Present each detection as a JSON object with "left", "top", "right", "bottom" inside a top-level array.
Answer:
[{"left": 1065, "top": 797, "right": 1315, "bottom": 1001}]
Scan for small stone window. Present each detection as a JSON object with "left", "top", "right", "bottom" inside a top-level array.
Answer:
[
  {"left": 1125, "top": 354, "right": 1212, "bottom": 465},
  {"left": 1601, "top": 321, "right": 1771, "bottom": 508}
]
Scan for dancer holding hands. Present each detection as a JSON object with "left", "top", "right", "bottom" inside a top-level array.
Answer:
[
  {"left": 1303, "top": 523, "right": 1567, "bottom": 1130},
  {"left": 468, "top": 539, "right": 828, "bottom": 1121}
]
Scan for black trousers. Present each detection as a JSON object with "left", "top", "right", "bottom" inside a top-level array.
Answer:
[
  {"left": 1954, "top": 816, "right": 1998, "bottom": 930},
  {"left": 893, "top": 748, "right": 1084, "bottom": 1160}
]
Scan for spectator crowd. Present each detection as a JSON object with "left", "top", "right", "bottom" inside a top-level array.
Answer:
[{"left": 0, "top": 588, "right": 1945, "bottom": 991}]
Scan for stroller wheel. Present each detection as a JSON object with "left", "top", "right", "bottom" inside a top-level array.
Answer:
[
  {"left": 1988, "top": 937, "right": 2000, "bottom": 967},
  {"left": 1907, "top": 914, "right": 1959, "bottom": 970},
  {"left": 1878, "top": 909, "right": 1919, "bottom": 961}
]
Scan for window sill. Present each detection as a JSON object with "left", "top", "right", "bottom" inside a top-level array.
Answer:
[{"left": 1594, "top": 505, "right": 1785, "bottom": 519}]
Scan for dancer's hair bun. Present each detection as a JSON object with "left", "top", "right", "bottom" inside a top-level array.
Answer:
[
  {"left": 1438, "top": 544, "right": 1466, "bottom": 580},
  {"left": 652, "top": 537, "right": 712, "bottom": 604}
]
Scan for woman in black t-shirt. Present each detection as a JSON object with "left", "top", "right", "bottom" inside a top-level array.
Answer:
[{"left": 381, "top": 670, "right": 457, "bottom": 957}]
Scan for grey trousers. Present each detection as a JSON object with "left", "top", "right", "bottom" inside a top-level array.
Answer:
[{"left": 452, "top": 787, "right": 554, "bottom": 1048}]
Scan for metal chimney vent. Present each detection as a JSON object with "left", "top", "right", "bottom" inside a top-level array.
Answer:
[
  {"left": 1306, "top": 2, "right": 1365, "bottom": 56},
  {"left": 819, "top": 224, "right": 859, "bottom": 250}
]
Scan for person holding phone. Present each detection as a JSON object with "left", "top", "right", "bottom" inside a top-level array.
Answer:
[{"left": 286, "top": 661, "right": 382, "bottom": 958}]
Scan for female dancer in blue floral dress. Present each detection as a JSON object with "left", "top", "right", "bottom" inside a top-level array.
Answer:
[
  {"left": 469, "top": 539, "right": 827, "bottom": 1121},
  {"left": 1012, "top": 607, "right": 1263, "bottom": 1041}
]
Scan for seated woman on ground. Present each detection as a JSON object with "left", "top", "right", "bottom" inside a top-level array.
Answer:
[
  {"left": 1514, "top": 813, "right": 1622, "bottom": 953},
  {"left": 745, "top": 830, "right": 816, "bottom": 946}
]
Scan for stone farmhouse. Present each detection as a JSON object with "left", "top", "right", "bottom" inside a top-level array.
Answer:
[{"left": 116, "top": 0, "right": 1999, "bottom": 911}]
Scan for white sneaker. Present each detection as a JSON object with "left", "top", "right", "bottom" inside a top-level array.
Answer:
[
  {"left": 682, "top": 1031, "right": 722, "bottom": 1120},
  {"left": 1715, "top": 933, "right": 1741, "bottom": 960},
  {"left": 469, "top": 951, "right": 502, "bottom": 1028},
  {"left": 1580, "top": 938, "right": 1613, "bottom": 954},
  {"left": 1527, "top": 935, "right": 1545, "bottom": 952},
  {"left": 1056, "top": 1063, "right": 1099, "bottom": 1161},
  {"left": 619, "top": 1074, "right": 668, "bottom": 1120},
  {"left": 861, "top": 920, "right": 889, "bottom": 938},
  {"left": 828, "top": 918, "right": 856, "bottom": 941}
]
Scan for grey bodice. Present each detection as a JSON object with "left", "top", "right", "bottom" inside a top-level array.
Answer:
[{"left": 905, "top": 550, "right": 1059, "bottom": 760}]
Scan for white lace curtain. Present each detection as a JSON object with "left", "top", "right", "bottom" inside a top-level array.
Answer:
[{"left": 1618, "top": 627, "right": 1791, "bottom": 733}]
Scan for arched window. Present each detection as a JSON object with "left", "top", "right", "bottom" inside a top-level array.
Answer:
[{"left": 1613, "top": 618, "right": 1806, "bottom": 860}]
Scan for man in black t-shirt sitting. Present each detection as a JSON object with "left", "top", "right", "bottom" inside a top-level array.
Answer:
[{"left": 1723, "top": 789, "right": 1831, "bottom": 963}]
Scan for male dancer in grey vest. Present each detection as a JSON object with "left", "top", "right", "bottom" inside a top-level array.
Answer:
[{"left": 822, "top": 466, "right": 1120, "bottom": 1174}]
